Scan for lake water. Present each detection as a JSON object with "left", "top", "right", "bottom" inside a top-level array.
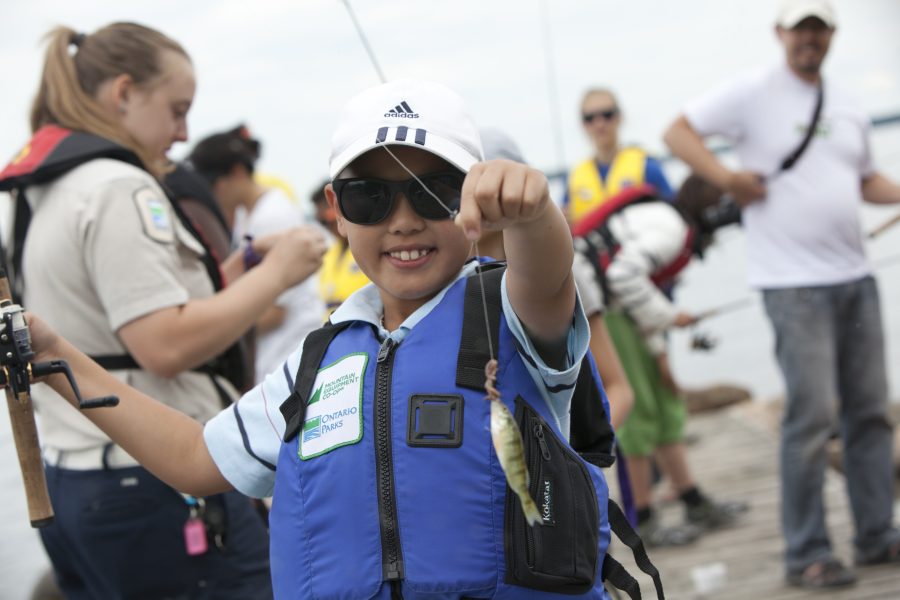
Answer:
[{"left": 2, "top": 127, "right": 899, "bottom": 600}]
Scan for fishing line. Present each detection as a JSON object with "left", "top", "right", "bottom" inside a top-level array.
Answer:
[
  {"left": 538, "top": 0, "right": 566, "bottom": 170},
  {"left": 340, "top": 0, "right": 495, "bottom": 361},
  {"left": 340, "top": 0, "right": 387, "bottom": 84}
]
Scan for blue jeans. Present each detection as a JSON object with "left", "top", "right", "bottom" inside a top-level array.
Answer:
[
  {"left": 41, "top": 463, "right": 272, "bottom": 600},
  {"left": 763, "top": 276, "right": 898, "bottom": 572}
]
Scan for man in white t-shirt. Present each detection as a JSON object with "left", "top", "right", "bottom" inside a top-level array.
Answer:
[{"left": 664, "top": 0, "right": 900, "bottom": 590}]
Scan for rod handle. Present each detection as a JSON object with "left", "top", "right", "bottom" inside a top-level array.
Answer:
[{"left": 5, "top": 388, "right": 54, "bottom": 527}]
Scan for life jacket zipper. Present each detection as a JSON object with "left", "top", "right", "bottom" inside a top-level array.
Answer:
[
  {"left": 375, "top": 336, "right": 404, "bottom": 581},
  {"left": 534, "top": 422, "right": 551, "bottom": 460}
]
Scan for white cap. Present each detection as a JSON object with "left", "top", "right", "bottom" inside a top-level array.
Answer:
[
  {"left": 776, "top": 0, "right": 836, "bottom": 29},
  {"left": 329, "top": 79, "right": 484, "bottom": 179}
]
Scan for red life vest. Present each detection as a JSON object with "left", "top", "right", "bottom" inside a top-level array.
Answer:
[{"left": 571, "top": 183, "right": 696, "bottom": 288}]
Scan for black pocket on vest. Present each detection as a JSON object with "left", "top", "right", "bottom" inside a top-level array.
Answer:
[{"left": 504, "top": 396, "right": 600, "bottom": 594}]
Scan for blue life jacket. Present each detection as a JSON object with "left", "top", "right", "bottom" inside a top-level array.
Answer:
[{"left": 275, "top": 264, "right": 663, "bottom": 600}]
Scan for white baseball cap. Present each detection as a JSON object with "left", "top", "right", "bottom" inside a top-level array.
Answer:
[
  {"left": 329, "top": 79, "right": 484, "bottom": 179},
  {"left": 776, "top": 0, "right": 836, "bottom": 29}
]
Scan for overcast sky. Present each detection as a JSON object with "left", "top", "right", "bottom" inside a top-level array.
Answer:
[{"left": 2, "top": 0, "right": 899, "bottom": 199}]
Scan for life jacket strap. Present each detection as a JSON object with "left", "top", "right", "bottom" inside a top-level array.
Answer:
[
  {"left": 280, "top": 321, "right": 353, "bottom": 442},
  {"left": 455, "top": 261, "right": 505, "bottom": 391},
  {"left": 606, "top": 498, "right": 666, "bottom": 599}
]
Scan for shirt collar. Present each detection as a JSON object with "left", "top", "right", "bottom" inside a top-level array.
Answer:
[{"left": 329, "top": 259, "right": 483, "bottom": 342}]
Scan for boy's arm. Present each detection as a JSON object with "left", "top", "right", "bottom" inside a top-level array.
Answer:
[
  {"left": 457, "top": 160, "right": 576, "bottom": 347},
  {"left": 27, "top": 314, "right": 231, "bottom": 497}
]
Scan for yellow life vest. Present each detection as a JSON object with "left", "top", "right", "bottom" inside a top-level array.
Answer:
[
  {"left": 318, "top": 241, "right": 369, "bottom": 317},
  {"left": 567, "top": 147, "right": 648, "bottom": 224}
]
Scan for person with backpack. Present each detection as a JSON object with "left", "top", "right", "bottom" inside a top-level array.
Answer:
[
  {"left": 13, "top": 78, "right": 663, "bottom": 599},
  {"left": 188, "top": 125, "right": 327, "bottom": 383},
  {"left": 572, "top": 175, "right": 748, "bottom": 547},
  {"left": 664, "top": 0, "right": 900, "bottom": 589},
  {"left": 0, "top": 22, "right": 327, "bottom": 599}
]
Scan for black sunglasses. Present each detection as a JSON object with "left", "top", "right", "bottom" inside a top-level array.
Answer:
[
  {"left": 582, "top": 108, "right": 619, "bottom": 124},
  {"left": 332, "top": 171, "right": 465, "bottom": 225}
]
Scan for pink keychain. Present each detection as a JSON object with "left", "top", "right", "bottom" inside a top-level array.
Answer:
[
  {"left": 183, "top": 497, "right": 209, "bottom": 556},
  {"left": 184, "top": 513, "right": 209, "bottom": 556}
]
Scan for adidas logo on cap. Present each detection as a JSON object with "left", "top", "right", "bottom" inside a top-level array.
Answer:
[{"left": 384, "top": 100, "right": 419, "bottom": 118}]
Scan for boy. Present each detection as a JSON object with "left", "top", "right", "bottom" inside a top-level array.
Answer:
[{"left": 22, "top": 80, "right": 617, "bottom": 599}]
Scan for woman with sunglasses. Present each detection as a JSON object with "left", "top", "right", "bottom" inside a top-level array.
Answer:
[
  {"left": 0, "top": 22, "right": 326, "bottom": 599},
  {"left": 565, "top": 88, "right": 673, "bottom": 225}
]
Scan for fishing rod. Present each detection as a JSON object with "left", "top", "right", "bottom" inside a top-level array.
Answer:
[
  {"left": 0, "top": 269, "right": 118, "bottom": 527},
  {"left": 693, "top": 297, "right": 755, "bottom": 322},
  {"left": 340, "top": 0, "right": 387, "bottom": 84},
  {"left": 538, "top": 0, "right": 566, "bottom": 170},
  {"left": 868, "top": 212, "right": 900, "bottom": 240}
]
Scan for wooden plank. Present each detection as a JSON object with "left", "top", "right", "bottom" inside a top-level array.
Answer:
[{"left": 604, "top": 406, "right": 900, "bottom": 599}]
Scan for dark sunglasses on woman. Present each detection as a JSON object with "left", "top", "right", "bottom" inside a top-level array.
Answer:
[
  {"left": 582, "top": 108, "right": 619, "bottom": 124},
  {"left": 332, "top": 171, "right": 465, "bottom": 225}
]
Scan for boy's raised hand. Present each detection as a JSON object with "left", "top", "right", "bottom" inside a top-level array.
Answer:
[{"left": 454, "top": 159, "right": 551, "bottom": 241}]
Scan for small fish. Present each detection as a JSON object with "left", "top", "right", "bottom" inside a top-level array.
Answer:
[{"left": 486, "top": 359, "right": 542, "bottom": 527}]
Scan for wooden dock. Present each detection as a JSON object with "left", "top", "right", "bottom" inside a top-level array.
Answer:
[{"left": 607, "top": 403, "right": 900, "bottom": 600}]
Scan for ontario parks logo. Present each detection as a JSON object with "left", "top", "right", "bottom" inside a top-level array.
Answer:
[
  {"left": 302, "top": 416, "right": 322, "bottom": 442},
  {"left": 298, "top": 353, "right": 367, "bottom": 460}
]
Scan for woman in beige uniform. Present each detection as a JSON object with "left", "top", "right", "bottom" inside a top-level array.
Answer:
[{"left": 0, "top": 22, "right": 326, "bottom": 600}]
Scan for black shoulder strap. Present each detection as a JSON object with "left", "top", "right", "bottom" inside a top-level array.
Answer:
[
  {"left": 604, "top": 499, "right": 666, "bottom": 599},
  {"left": 780, "top": 81, "right": 824, "bottom": 172},
  {"left": 10, "top": 187, "right": 32, "bottom": 303},
  {"left": 574, "top": 236, "right": 611, "bottom": 315},
  {"left": 456, "top": 262, "right": 505, "bottom": 391},
  {"left": 280, "top": 321, "right": 353, "bottom": 442}
]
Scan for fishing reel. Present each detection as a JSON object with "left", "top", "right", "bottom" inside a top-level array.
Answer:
[
  {"left": 689, "top": 328, "right": 718, "bottom": 353},
  {"left": 0, "top": 299, "right": 118, "bottom": 409}
]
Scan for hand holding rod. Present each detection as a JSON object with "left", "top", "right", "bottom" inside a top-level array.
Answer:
[{"left": 0, "top": 269, "right": 118, "bottom": 527}]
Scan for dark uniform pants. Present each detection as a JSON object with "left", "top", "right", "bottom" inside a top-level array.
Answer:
[{"left": 41, "top": 463, "right": 272, "bottom": 600}]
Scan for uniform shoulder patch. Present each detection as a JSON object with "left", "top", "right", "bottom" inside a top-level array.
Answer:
[{"left": 133, "top": 186, "right": 175, "bottom": 244}]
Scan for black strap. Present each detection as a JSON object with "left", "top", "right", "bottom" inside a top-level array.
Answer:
[
  {"left": 91, "top": 353, "right": 236, "bottom": 408},
  {"left": 779, "top": 82, "right": 824, "bottom": 172},
  {"left": 10, "top": 187, "right": 32, "bottom": 303},
  {"left": 602, "top": 554, "right": 642, "bottom": 600},
  {"left": 160, "top": 182, "right": 250, "bottom": 392},
  {"left": 280, "top": 321, "right": 353, "bottom": 442},
  {"left": 455, "top": 262, "right": 505, "bottom": 391},
  {"left": 606, "top": 499, "right": 665, "bottom": 600},
  {"left": 91, "top": 353, "right": 224, "bottom": 376}
]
